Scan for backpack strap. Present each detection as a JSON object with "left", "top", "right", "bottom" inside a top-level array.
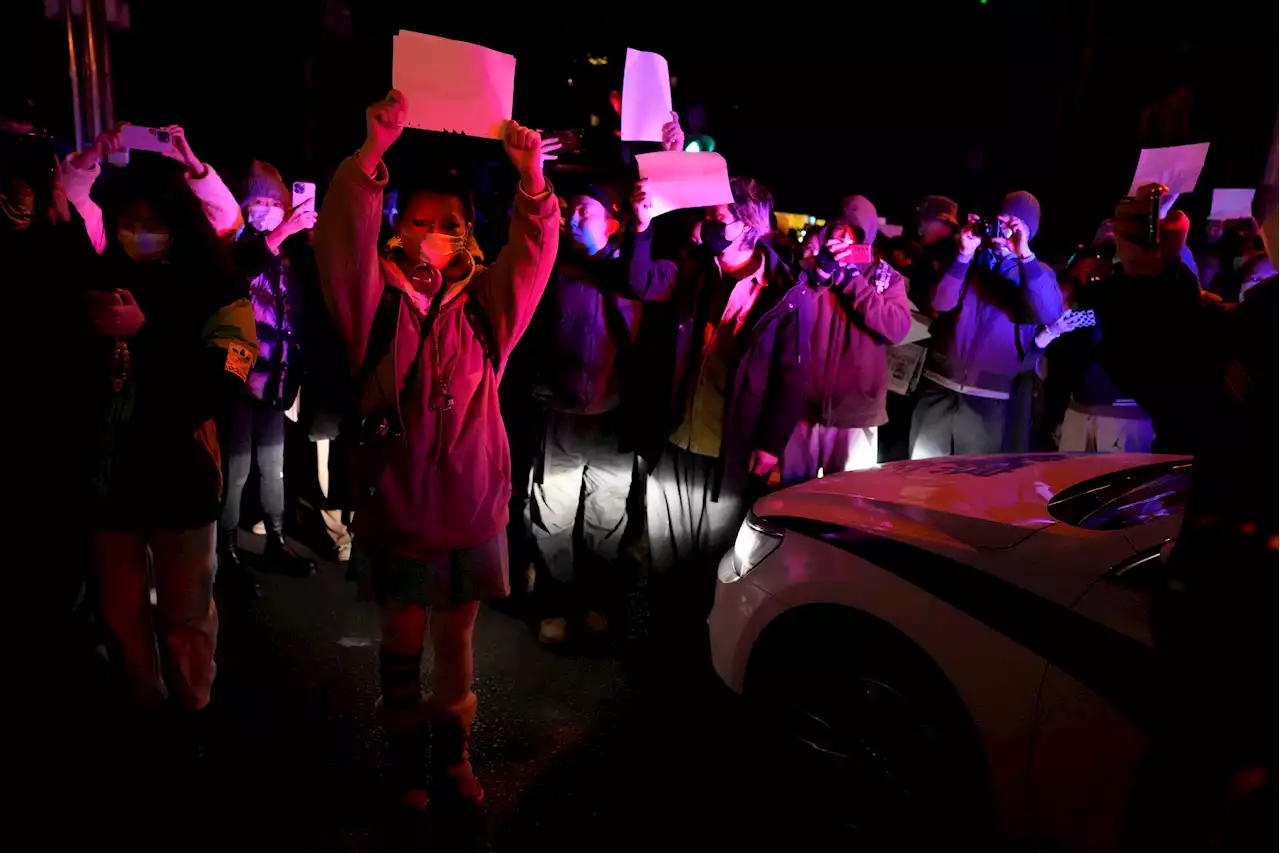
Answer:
[
  {"left": 350, "top": 286, "right": 404, "bottom": 415},
  {"left": 463, "top": 297, "right": 501, "bottom": 377}
]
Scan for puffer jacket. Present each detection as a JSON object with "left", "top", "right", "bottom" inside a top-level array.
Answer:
[
  {"left": 800, "top": 197, "right": 912, "bottom": 428},
  {"left": 233, "top": 231, "right": 305, "bottom": 408},
  {"left": 314, "top": 156, "right": 559, "bottom": 556}
]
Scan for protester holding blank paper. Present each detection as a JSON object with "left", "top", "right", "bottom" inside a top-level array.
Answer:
[
  {"left": 313, "top": 89, "right": 560, "bottom": 810},
  {"left": 624, "top": 174, "right": 814, "bottom": 605}
]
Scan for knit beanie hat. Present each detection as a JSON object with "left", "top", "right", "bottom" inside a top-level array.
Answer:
[
  {"left": 916, "top": 194, "right": 958, "bottom": 225},
  {"left": 239, "top": 160, "right": 289, "bottom": 208},
  {"left": 578, "top": 182, "right": 622, "bottom": 220},
  {"left": 1001, "top": 191, "right": 1041, "bottom": 239}
]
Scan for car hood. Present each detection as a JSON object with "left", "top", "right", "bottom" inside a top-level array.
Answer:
[{"left": 754, "top": 453, "right": 1177, "bottom": 551}]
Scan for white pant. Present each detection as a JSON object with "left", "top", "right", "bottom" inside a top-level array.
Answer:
[
  {"left": 781, "top": 422, "right": 878, "bottom": 486},
  {"left": 1057, "top": 408, "right": 1154, "bottom": 453}
]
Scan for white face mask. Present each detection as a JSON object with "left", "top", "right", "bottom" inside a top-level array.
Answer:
[
  {"left": 119, "top": 228, "right": 172, "bottom": 263},
  {"left": 246, "top": 204, "right": 285, "bottom": 233}
]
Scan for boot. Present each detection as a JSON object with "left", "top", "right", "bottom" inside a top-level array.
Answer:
[
  {"left": 264, "top": 526, "right": 317, "bottom": 577},
  {"left": 376, "top": 695, "right": 431, "bottom": 811},
  {"left": 215, "top": 530, "right": 259, "bottom": 597},
  {"left": 428, "top": 692, "right": 484, "bottom": 806}
]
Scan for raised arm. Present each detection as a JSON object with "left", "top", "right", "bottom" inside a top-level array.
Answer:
[
  {"left": 62, "top": 152, "right": 108, "bottom": 255},
  {"left": 469, "top": 122, "right": 562, "bottom": 375},
  {"left": 158, "top": 125, "right": 243, "bottom": 237},
  {"left": 312, "top": 91, "right": 405, "bottom": 371},
  {"left": 933, "top": 222, "right": 981, "bottom": 313}
]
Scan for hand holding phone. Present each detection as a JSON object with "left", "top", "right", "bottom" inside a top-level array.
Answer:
[
  {"left": 119, "top": 124, "right": 176, "bottom": 155},
  {"left": 291, "top": 181, "right": 317, "bottom": 213}
]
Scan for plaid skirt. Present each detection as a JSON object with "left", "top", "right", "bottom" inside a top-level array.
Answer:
[{"left": 354, "top": 530, "right": 510, "bottom": 607}]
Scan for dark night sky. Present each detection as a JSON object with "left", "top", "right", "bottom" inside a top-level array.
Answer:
[{"left": 9, "top": 0, "right": 1277, "bottom": 256}]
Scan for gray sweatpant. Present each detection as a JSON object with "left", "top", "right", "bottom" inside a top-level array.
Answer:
[
  {"left": 908, "top": 381, "right": 1007, "bottom": 458},
  {"left": 529, "top": 411, "right": 633, "bottom": 583}
]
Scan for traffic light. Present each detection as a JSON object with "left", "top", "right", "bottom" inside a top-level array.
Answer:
[{"left": 685, "top": 135, "right": 715, "bottom": 153}]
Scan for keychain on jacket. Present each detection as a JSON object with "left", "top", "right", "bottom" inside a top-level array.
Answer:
[
  {"left": 428, "top": 327, "right": 455, "bottom": 412},
  {"left": 109, "top": 337, "right": 133, "bottom": 393}
]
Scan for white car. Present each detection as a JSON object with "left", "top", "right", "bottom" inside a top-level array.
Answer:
[{"left": 710, "top": 453, "right": 1191, "bottom": 851}]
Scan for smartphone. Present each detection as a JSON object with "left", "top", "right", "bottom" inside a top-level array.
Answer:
[
  {"left": 848, "top": 244, "right": 873, "bottom": 265},
  {"left": 119, "top": 125, "right": 176, "bottom": 155},
  {"left": 291, "top": 181, "right": 317, "bottom": 213},
  {"left": 1071, "top": 309, "right": 1097, "bottom": 327}
]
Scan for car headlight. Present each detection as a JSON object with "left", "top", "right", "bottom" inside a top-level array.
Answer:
[{"left": 720, "top": 512, "right": 784, "bottom": 582}]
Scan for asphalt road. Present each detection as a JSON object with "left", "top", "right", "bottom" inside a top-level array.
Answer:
[{"left": 48, "top": 545, "right": 862, "bottom": 853}]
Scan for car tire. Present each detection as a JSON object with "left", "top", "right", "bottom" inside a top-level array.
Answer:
[{"left": 744, "top": 606, "right": 993, "bottom": 848}]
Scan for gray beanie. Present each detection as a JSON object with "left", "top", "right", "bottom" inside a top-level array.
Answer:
[
  {"left": 239, "top": 160, "right": 289, "bottom": 207},
  {"left": 1000, "top": 191, "right": 1041, "bottom": 239}
]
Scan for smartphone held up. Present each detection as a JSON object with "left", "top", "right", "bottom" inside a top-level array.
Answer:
[
  {"left": 119, "top": 125, "right": 176, "bottom": 155},
  {"left": 291, "top": 181, "right": 317, "bottom": 230}
]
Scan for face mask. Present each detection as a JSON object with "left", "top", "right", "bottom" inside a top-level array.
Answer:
[
  {"left": 119, "top": 228, "right": 171, "bottom": 263},
  {"left": 247, "top": 204, "right": 285, "bottom": 233},
  {"left": 403, "top": 230, "right": 469, "bottom": 271},
  {"left": 700, "top": 219, "right": 735, "bottom": 255}
]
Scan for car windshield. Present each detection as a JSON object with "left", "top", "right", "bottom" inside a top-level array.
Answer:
[{"left": 1048, "top": 461, "right": 1192, "bottom": 531}]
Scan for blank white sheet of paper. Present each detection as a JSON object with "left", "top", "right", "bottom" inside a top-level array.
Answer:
[
  {"left": 392, "top": 30, "right": 515, "bottom": 139},
  {"left": 1209, "top": 188, "right": 1256, "bottom": 221},
  {"left": 1127, "top": 142, "right": 1211, "bottom": 196},
  {"left": 621, "top": 48, "right": 673, "bottom": 143},
  {"left": 636, "top": 151, "right": 735, "bottom": 219}
]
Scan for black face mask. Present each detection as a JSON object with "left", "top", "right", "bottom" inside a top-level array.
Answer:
[{"left": 701, "top": 219, "right": 734, "bottom": 255}]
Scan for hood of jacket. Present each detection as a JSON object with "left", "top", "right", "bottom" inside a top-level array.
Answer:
[{"left": 839, "top": 195, "right": 879, "bottom": 245}]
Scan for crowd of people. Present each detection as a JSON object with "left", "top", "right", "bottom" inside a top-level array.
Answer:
[{"left": 5, "top": 77, "right": 1276, "bottom": 820}]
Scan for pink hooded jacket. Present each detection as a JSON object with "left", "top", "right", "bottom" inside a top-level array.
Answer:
[{"left": 314, "top": 156, "right": 558, "bottom": 556}]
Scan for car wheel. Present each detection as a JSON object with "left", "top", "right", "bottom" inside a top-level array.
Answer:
[{"left": 745, "top": 610, "right": 991, "bottom": 847}]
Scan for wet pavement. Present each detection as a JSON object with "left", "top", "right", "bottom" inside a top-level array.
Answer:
[{"left": 50, "top": 548, "right": 863, "bottom": 853}]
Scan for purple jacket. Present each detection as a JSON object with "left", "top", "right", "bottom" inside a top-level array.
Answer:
[{"left": 928, "top": 249, "right": 1062, "bottom": 395}]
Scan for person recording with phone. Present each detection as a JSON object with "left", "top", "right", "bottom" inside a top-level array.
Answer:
[
  {"left": 1034, "top": 222, "right": 1157, "bottom": 453},
  {"left": 1095, "top": 184, "right": 1278, "bottom": 853},
  {"left": 783, "top": 194, "right": 911, "bottom": 483},
  {"left": 215, "top": 160, "right": 320, "bottom": 590},
  {"left": 62, "top": 123, "right": 244, "bottom": 252},
  {"left": 77, "top": 148, "right": 259, "bottom": 734},
  {"left": 909, "top": 190, "right": 1062, "bottom": 458},
  {"left": 313, "top": 89, "right": 560, "bottom": 810},
  {"left": 1094, "top": 183, "right": 1217, "bottom": 455}
]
